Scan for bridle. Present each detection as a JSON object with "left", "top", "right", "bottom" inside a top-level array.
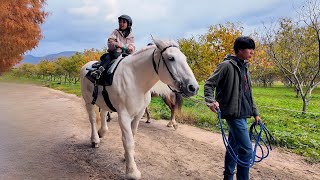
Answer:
[{"left": 152, "top": 45, "right": 185, "bottom": 95}]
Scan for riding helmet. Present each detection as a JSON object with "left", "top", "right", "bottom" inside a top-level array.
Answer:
[{"left": 118, "top": 15, "right": 132, "bottom": 27}]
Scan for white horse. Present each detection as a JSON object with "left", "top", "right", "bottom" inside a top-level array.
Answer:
[{"left": 80, "top": 38, "right": 199, "bottom": 179}]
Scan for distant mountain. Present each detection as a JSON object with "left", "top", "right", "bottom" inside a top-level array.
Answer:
[{"left": 21, "top": 51, "right": 78, "bottom": 64}]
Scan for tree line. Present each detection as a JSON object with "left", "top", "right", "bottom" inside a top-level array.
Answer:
[
  {"left": 1, "top": 0, "right": 319, "bottom": 114},
  {"left": 12, "top": 49, "right": 103, "bottom": 84},
  {"left": 178, "top": 0, "right": 319, "bottom": 113}
]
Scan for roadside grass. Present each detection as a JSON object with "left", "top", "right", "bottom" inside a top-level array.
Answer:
[
  {"left": 144, "top": 83, "right": 320, "bottom": 163},
  {"left": 1, "top": 73, "right": 319, "bottom": 163}
]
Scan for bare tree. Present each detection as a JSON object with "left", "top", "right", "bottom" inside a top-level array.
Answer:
[{"left": 263, "top": 0, "right": 320, "bottom": 113}]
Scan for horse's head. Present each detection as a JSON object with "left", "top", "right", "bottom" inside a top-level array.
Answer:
[{"left": 152, "top": 38, "right": 199, "bottom": 97}]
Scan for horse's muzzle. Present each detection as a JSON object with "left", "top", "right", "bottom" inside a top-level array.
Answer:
[{"left": 183, "top": 82, "right": 199, "bottom": 97}]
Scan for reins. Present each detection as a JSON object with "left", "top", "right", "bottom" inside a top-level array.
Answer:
[{"left": 193, "top": 94, "right": 275, "bottom": 167}]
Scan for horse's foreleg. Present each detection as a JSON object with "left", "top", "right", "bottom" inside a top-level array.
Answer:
[
  {"left": 167, "top": 107, "right": 178, "bottom": 129},
  {"left": 132, "top": 110, "right": 144, "bottom": 137},
  {"left": 98, "top": 109, "right": 109, "bottom": 138},
  {"left": 118, "top": 115, "right": 141, "bottom": 179},
  {"left": 164, "top": 95, "right": 178, "bottom": 130},
  {"left": 145, "top": 107, "right": 151, "bottom": 123},
  {"left": 85, "top": 103, "right": 100, "bottom": 148}
]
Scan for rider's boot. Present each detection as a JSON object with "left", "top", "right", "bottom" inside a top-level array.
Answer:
[{"left": 91, "top": 66, "right": 105, "bottom": 79}]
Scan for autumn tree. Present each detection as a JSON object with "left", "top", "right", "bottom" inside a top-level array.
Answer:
[
  {"left": 178, "top": 37, "right": 205, "bottom": 80},
  {"left": 263, "top": 0, "right": 320, "bottom": 113},
  {"left": 179, "top": 22, "right": 243, "bottom": 81},
  {"left": 83, "top": 48, "right": 103, "bottom": 65},
  {"left": 52, "top": 57, "right": 66, "bottom": 83},
  {"left": 0, "top": 0, "right": 48, "bottom": 74},
  {"left": 250, "top": 38, "right": 278, "bottom": 87},
  {"left": 37, "top": 60, "right": 54, "bottom": 80},
  {"left": 14, "top": 63, "right": 36, "bottom": 77}
]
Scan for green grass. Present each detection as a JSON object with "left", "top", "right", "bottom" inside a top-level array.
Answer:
[
  {"left": 1, "top": 73, "right": 319, "bottom": 163},
  {"left": 149, "top": 83, "right": 320, "bottom": 163}
]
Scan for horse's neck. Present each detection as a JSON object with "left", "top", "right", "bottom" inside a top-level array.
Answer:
[{"left": 123, "top": 48, "right": 160, "bottom": 93}]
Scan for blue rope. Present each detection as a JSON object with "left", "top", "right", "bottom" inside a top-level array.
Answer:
[{"left": 217, "top": 109, "right": 275, "bottom": 168}]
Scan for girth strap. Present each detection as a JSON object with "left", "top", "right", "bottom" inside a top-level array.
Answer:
[
  {"left": 91, "top": 82, "right": 98, "bottom": 105},
  {"left": 91, "top": 83, "right": 117, "bottom": 112},
  {"left": 102, "top": 86, "right": 117, "bottom": 112}
]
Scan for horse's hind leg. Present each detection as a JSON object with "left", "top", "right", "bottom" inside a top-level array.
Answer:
[
  {"left": 145, "top": 107, "right": 151, "bottom": 123},
  {"left": 85, "top": 103, "right": 100, "bottom": 148},
  {"left": 98, "top": 109, "right": 109, "bottom": 138},
  {"left": 106, "top": 112, "right": 111, "bottom": 122}
]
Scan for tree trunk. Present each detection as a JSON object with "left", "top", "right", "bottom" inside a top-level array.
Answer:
[{"left": 302, "top": 97, "right": 308, "bottom": 114}]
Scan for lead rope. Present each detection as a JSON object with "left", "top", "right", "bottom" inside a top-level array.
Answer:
[{"left": 192, "top": 94, "right": 275, "bottom": 167}]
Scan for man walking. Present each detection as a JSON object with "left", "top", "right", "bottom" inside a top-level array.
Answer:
[{"left": 204, "top": 36, "right": 261, "bottom": 180}]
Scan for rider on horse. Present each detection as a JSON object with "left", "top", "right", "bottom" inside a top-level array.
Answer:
[{"left": 91, "top": 15, "right": 135, "bottom": 79}]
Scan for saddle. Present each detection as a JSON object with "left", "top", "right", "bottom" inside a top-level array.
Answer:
[
  {"left": 85, "top": 55, "right": 124, "bottom": 86},
  {"left": 85, "top": 55, "right": 126, "bottom": 112}
]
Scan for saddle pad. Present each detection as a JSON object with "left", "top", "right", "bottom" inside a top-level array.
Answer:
[{"left": 85, "top": 55, "right": 124, "bottom": 86}]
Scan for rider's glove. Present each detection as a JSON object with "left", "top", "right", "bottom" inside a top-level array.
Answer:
[{"left": 122, "top": 45, "right": 128, "bottom": 51}]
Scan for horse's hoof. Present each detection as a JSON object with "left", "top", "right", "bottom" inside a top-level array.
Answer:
[
  {"left": 167, "top": 124, "right": 173, "bottom": 127},
  {"left": 91, "top": 142, "right": 99, "bottom": 148},
  {"left": 173, "top": 124, "right": 178, "bottom": 130},
  {"left": 126, "top": 170, "right": 141, "bottom": 180},
  {"left": 145, "top": 120, "right": 151, "bottom": 123}
]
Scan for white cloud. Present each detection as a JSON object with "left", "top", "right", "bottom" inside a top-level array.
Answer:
[
  {"left": 27, "top": 0, "right": 305, "bottom": 56},
  {"left": 104, "top": 0, "right": 119, "bottom": 22},
  {"left": 67, "top": 0, "right": 101, "bottom": 17},
  {"left": 68, "top": 6, "right": 99, "bottom": 16},
  {"left": 121, "top": 0, "right": 171, "bottom": 21}
]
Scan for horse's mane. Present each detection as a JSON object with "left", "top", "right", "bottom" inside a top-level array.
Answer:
[
  {"left": 132, "top": 39, "right": 180, "bottom": 56},
  {"left": 162, "top": 40, "right": 179, "bottom": 47},
  {"left": 132, "top": 45, "right": 155, "bottom": 56}
]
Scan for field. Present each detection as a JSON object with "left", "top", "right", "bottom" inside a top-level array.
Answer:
[{"left": 1, "top": 74, "right": 319, "bottom": 163}]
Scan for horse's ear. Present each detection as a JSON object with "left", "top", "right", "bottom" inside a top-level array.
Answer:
[{"left": 152, "top": 38, "right": 166, "bottom": 51}]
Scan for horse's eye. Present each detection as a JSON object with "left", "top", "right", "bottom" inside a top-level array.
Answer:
[{"left": 168, "top": 57, "right": 175, "bottom": 61}]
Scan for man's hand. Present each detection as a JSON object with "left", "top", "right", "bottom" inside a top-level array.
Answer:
[
  {"left": 206, "top": 101, "right": 220, "bottom": 113},
  {"left": 254, "top": 115, "right": 262, "bottom": 124}
]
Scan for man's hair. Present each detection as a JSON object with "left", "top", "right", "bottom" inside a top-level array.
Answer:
[{"left": 233, "top": 36, "right": 255, "bottom": 53}]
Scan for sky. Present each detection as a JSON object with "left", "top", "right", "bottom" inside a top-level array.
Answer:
[{"left": 26, "top": 0, "right": 305, "bottom": 57}]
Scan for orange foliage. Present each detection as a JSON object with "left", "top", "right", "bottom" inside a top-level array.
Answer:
[
  {"left": 0, "top": 0, "right": 48, "bottom": 74},
  {"left": 179, "top": 22, "right": 243, "bottom": 81},
  {"left": 82, "top": 48, "right": 103, "bottom": 66}
]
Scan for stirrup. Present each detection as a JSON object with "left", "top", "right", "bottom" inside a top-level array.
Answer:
[{"left": 91, "top": 70, "right": 101, "bottom": 79}]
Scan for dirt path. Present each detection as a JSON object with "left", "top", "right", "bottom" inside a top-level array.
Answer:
[{"left": 0, "top": 82, "right": 319, "bottom": 180}]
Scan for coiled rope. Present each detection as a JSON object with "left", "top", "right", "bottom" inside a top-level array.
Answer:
[
  {"left": 217, "top": 109, "right": 274, "bottom": 167},
  {"left": 192, "top": 94, "right": 275, "bottom": 167}
]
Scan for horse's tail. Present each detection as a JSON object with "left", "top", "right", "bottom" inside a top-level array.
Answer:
[
  {"left": 95, "top": 106, "right": 101, "bottom": 124},
  {"left": 175, "top": 92, "right": 183, "bottom": 112},
  {"left": 150, "top": 81, "right": 172, "bottom": 96}
]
